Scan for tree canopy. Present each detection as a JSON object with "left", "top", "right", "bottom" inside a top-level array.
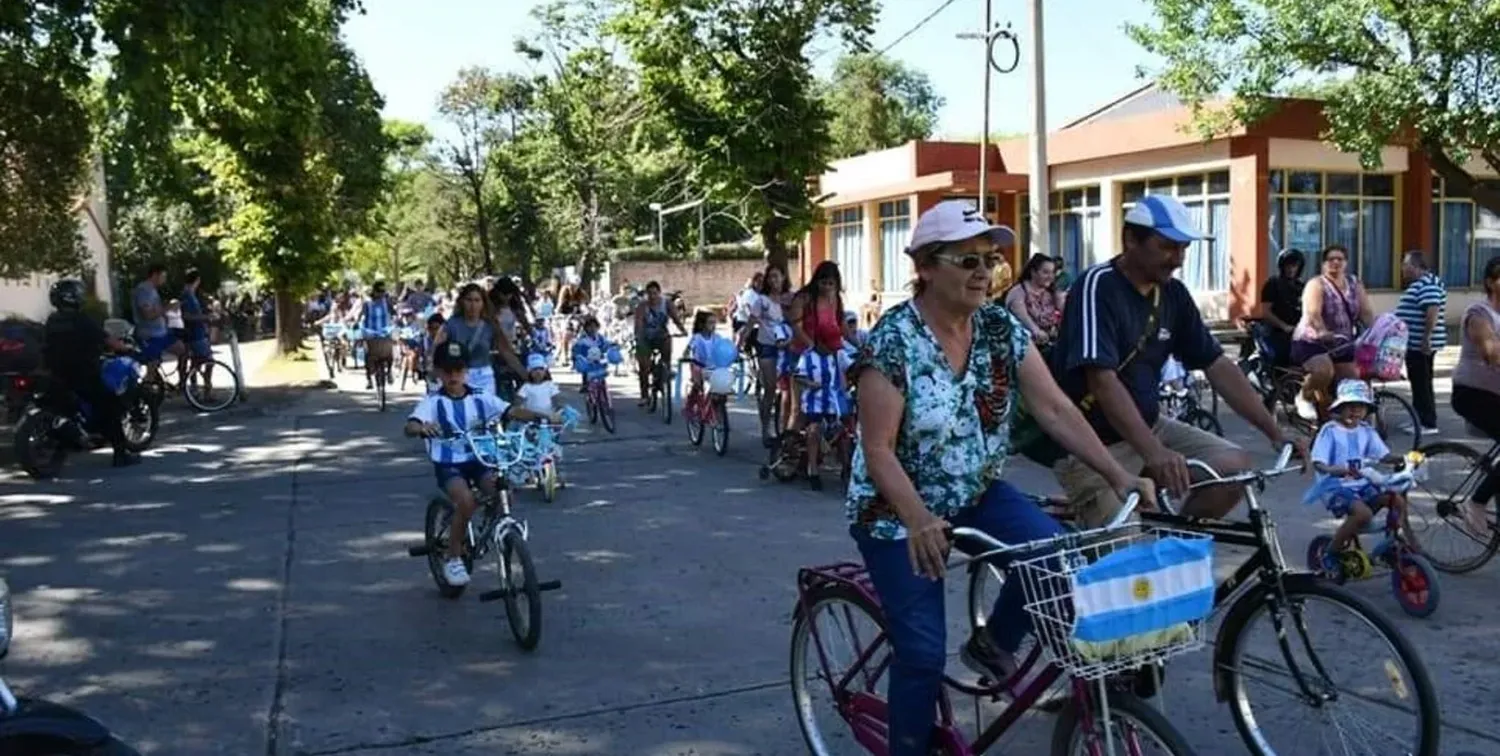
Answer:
[
  {"left": 613, "top": 0, "right": 878, "bottom": 270},
  {"left": 1131, "top": 0, "right": 1500, "bottom": 212},
  {"left": 823, "top": 53, "right": 944, "bottom": 159}
]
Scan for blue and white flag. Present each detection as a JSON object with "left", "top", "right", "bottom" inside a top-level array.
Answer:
[{"left": 1070, "top": 537, "right": 1214, "bottom": 644}]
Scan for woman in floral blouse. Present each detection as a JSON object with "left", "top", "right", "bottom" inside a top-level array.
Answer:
[{"left": 848, "top": 200, "right": 1153, "bottom": 756}]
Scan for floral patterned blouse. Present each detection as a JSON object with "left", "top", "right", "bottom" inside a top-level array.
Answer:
[{"left": 845, "top": 300, "right": 1031, "bottom": 539}]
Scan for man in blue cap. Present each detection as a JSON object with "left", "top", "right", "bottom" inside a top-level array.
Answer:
[{"left": 1050, "top": 194, "right": 1305, "bottom": 527}]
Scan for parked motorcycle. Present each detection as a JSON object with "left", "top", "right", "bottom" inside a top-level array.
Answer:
[
  {"left": 0, "top": 578, "right": 141, "bottom": 754},
  {"left": 11, "top": 356, "right": 158, "bottom": 480}
]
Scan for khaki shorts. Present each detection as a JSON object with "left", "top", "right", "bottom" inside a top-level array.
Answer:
[{"left": 1055, "top": 417, "right": 1240, "bottom": 528}]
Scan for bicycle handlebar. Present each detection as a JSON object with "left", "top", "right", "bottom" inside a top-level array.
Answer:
[{"left": 951, "top": 491, "right": 1145, "bottom": 557}]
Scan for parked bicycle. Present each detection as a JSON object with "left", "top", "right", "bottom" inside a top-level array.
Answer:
[
  {"left": 968, "top": 446, "right": 1441, "bottom": 756},
  {"left": 792, "top": 492, "right": 1203, "bottom": 755},
  {"left": 137, "top": 347, "right": 240, "bottom": 413},
  {"left": 405, "top": 425, "right": 562, "bottom": 650}
]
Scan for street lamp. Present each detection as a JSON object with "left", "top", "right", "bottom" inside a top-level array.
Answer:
[{"left": 647, "top": 202, "right": 664, "bottom": 251}]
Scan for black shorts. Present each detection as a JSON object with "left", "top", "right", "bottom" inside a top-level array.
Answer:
[{"left": 1290, "top": 339, "right": 1354, "bottom": 366}]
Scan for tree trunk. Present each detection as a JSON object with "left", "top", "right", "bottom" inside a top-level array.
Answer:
[
  {"left": 466, "top": 178, "right": 493, "bottom": 274},
  {"left": 761, "top": 216, "right": 791, "bottom": 276},
  {"left": 274, "top": 290, "right": 304, "bottom": 356}
]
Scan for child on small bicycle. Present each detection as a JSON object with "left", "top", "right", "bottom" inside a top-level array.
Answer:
[
  {"left": 791, "top": 344, "right": 852, "bottom": 489},
  {"left": 1305, "top": 379, "right": 1405, "bottom": 571},
  {"left": 420, "top": 313, "right": 443, "bottom": 393},
  {"left": 404, "top": 341, "right": 560, "bottom": 587},
  {"left": 571, "top": 315, "right": 612, "bottom": 391},
  {"left": 683, "top": 310, "right": 717, "bottom": 399},
  {"left": 516, "top": 353, "right": 562, "bottom": 416}
]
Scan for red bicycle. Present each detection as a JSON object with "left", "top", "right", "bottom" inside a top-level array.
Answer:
[
  {"left": 790, "top": 494, "right": 1201, "bottom": 756},
  {"left": 583, "top": 369, "right": 615, "bottom": 434},
  {"left": 682, "top": 359, "right": 730, "bottom": 456}
]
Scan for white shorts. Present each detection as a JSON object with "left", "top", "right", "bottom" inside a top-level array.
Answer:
[{"left": 467, "top": 365, "right": 496, "bottom": 396}]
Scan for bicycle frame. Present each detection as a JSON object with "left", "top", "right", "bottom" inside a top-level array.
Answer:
[{"left": 795, "top": 562, "right": 1075, "bottom": 755}]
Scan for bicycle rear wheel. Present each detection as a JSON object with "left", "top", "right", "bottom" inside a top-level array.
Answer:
[
  {"left": 1049, "top": 689, "right": 1196, "bottom": 756},
  {"left": 789, "top": 580, "right": 889, "bottom": 756},
  {"left": 658, "top": 364, "right": 673, "bottom": 424},
  {"left": 500, "top": 529, "right": 543, "bottom": 651},
  {"left": 1220, "top": 574, "right": 1439, "bottom": 756},
  {"left": 1405, "top": 440, "right": 1500, "bottom": 573},
  {"left": 183, "top": 359, "right": 239, "bottom": 412}
]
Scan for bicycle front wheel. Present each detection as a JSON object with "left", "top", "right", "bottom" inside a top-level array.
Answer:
[
  {"left": 1405, "top": 440, "right": 1500, "bottom": 573},
  {"left": 1374, "top": 389, "right": 1421, "bottom": 453},
  {"left": 184, "top": 359, "right": 239, "bottom": 412},
  {"left": 500, "top": 530, "right": 543, "bottom": 651},
  {"left": 1220, "top": 575, "right": 1440, "bottom": 756},
  {"left": 1050, "top": 689, "right": 1197, "bottom": 756}
]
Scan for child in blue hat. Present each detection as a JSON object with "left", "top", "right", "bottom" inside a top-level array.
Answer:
[{"left": 1305, "top": 379, "right": 1405, "bottom": 570}]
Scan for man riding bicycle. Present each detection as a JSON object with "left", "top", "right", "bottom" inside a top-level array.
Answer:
[
  {"left": 633, "top": 280, "right": 686, "bottom": 407},
  {"left": 357, "top": 281, "right": 395, "bottom": 390}
]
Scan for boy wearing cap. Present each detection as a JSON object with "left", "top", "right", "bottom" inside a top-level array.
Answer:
[
  {"left": 1305, "top": 379, "right": 1405, "bottom": 571},
  {"left": 1051, "top": 194, "right": 1304, "bottom": 527},
  {"left": 404, "top": 341, "right": 560, "bottom": 586}
]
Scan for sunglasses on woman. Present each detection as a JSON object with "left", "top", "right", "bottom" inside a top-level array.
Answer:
[{"left": 936, "top": 252, "right": 1004, "bottom": 271}]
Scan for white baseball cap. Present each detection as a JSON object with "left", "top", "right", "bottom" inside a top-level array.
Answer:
[
  {"left": 905, "top": 200, "right": 1017, "bottom": 255},
  {"left": 1122, "top": 194, "right": 1211, "bottom": 243}
]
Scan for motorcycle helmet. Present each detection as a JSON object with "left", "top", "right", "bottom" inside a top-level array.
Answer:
[
  {"left": 49, "top": 279, "right": 86, "bottom": 310},
  {"left": 1276, "top": 248, "right": 1306, "bottom": 276}
]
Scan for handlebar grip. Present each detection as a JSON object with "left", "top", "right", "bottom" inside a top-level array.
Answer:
[
  {"left": 1274, "top": 443, "right": 1295, "bottom": 472},
  {"left": 1104, "top": 491, "right": 1143, "bottom": 529}
]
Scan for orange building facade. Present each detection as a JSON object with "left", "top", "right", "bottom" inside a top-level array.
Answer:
[{"left": 804, "top": 85, "right": 1496, "bottom": 321}]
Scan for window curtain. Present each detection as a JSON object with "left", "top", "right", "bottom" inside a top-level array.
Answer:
[
  {"left": 1209, "top": 198, "right": 1231, "bottom": 290},
  {"left": 1323, "top": 199, "right": 1359, "bottom": 275},
  {"left": 1180, "top": 200, "right": 1208, "bottom": 290},
  {"left": 1286, "top": 198, "right": 1323, "bottom": 260},
  {"left": 1359, "top": 200, "right": 1395, "bottom": 288},
  {"left": 1081, "top": 210, "right": 1101, "bottom": 268},
  {"left": 1062, "top": 213, "right": 1083, "bottom": 275},
  {"left": 1441, "top": 202, "right": 1474, "bottom": 288},
  {"left": 1268, "top": 198, "right": 1286, "bottom": 272},
  {"left": 833, "top": 224, "right": 866, "bottom": 296},
  {"left": 880, "top": 217, "right": 912, "bottom": 292},
  {"left": 1475, "top": 207, "right": 1500, "bottom": 287}
]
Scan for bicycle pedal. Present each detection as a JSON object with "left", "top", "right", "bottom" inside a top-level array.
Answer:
[
  {"left": 477, "top": 588, "right": 509, "bottom": 602},
  {"left": 537, "top": 579, "right": 562, "bottom": 591},
  {"left": 407, "top": 544, "right": 432, "bottom": 557}
]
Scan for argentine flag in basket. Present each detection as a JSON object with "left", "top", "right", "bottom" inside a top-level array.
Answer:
[{"left": 1070, "top": 536, "right": 1214, "bottom": 651}]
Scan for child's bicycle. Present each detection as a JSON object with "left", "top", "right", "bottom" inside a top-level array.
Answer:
[
  {"left": 758, "top": 400, "right": 855, "bottom": 491},
  {"left": 405, "top": 425, "right": 563, "bottom": 650},
  {"left": 510, "top": 408, "right": 580, "bottom": 503},
  {"left": 578, "top": 347, "right": 621, "bottom": 434},
  {"left": 791, "top": 491, "right": 1203, "bottom": 755},
  {"left": 1159, "top": 371, "right": 1221, "bottom": 435},
  {"left": 1306, "top": 450, "right": 1442, "bottom": 618},
  {"left": 319, "top": 322, "right": 346, "bottom": 380},
  {"left": 682, "top": 359, "right": 733, "bottom": 456},
  {"left": 395, "top": 325, "right": 425, "bottom": 391}
]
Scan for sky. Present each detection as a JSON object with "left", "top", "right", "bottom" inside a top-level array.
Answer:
[{"left": 342, "top": 0, "right": 1160, "bottom": 141}]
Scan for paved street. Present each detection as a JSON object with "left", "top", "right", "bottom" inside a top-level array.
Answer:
[{"left": 2, "top": 350, "right": 1499, "bottom": 755}]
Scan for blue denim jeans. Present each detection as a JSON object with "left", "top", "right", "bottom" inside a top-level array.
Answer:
[{"left": 851, "top": 480, "right": 1063, "bottom": 756}]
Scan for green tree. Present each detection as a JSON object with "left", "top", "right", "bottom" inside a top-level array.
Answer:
[
  {"left": 823, "top": 53, "right": 943, "bottom": 159},
  {"left": 613, "top": 0, "right": 877, "bottom": 270},
  {"left": 0, "top": 2, "right": 96, "bottom": 277},
  {"left": 1131, "top": 0, "right": 1500, "bottom": 212},
  {"left": 437, "top": 67, "right": 534, "bottom": 274}
]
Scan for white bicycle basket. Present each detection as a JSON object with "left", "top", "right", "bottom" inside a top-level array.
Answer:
[{"left": 1013, "top": 527, "right": 1214, "bottom": 680}]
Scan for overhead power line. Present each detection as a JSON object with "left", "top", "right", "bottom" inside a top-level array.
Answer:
[{"left": 878, "top": 0, "right": 963, "bottom": 55}]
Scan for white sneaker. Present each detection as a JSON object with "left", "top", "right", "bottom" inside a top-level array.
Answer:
[
  {"left": 1294, "top": 394, "right": 1318, "bottom": 421},
  {"left": 443, "top": 557, "right": 471, "bottom": 586},
  {"left": 1420, "top": 426, "right": 1441, "bottom": 437}
]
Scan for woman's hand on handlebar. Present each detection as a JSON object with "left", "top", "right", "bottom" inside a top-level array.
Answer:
[
  {"left": 902, "top": 509, "right": 950, "bottom": 581},
  {"left": 1114, "top": 476, "right": 1158, "bottom": 511}
]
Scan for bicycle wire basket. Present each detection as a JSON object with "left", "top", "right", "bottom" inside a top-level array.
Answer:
[{"left": 1010, "top": 525, "right": 1214, "bottom": 680}]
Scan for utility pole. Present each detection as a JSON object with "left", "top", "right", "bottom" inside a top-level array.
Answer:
[
  {"left": 957, "top": 4, "right": 1021, "bottom": 225},
  {"left": 1027, "top": 0, "right": 1050, "bottom": 258}
]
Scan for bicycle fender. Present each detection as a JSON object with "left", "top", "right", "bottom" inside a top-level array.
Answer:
[
  {"left": 1210, "top": 571, "right": 1320, "bottom": 703},
  {"left": 0, "top": 697, "right": 115, "bottom": 748}
]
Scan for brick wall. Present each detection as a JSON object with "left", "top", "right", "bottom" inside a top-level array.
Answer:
[{"left": 602, "top": 259, "right": 772, "bottom": 314}]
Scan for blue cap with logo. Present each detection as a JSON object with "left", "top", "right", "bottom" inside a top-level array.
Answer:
[{"left": 1123, "top": 194, "right": 1211, "bottom": 243}]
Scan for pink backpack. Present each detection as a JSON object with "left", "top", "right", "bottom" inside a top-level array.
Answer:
[{"left": 1355, "top": 313, "right": 1408, "bottom": 380}]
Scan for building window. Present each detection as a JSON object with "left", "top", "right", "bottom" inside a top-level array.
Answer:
[
  {"left": 1121, "top": 171, "right": 1232, "bottom": 292},
  {"left": 829, "top": 206, "right": 866, "bottom": 295},
  {"left": 1431, "top": 177, "right": 1500, "bottom": 288},
  {"left": 943, "top": 195, "right": 999, "bottom": 216},
  {"left": 1267, "top": 169, "right": 1398, "bottom": 288},
  {"left": 1019, "top": 187, "right": 1101, "bottom": 275},
  {"left": 878, "top": 199, "right": 912, "bottom": 292}
]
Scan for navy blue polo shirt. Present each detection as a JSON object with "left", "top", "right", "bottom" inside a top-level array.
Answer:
[{"left": 1050, "top": 261, "right": 1223, "bottom": 444}]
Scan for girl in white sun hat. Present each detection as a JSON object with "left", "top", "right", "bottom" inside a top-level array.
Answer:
[{"left": 1303, "top": 379, "right": 1405, "bottom": 572}]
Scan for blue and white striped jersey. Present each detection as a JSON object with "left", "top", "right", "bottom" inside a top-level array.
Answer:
[
  {"left": 796, "top": 349, "right": 850, "bottom": 417},
  {"left": 1395, "top": 272, "right": 1446, "bottom": 349},
  {"left": 362, "top": 296, "right": 392, "bottom": 335},
  {"left": 408, "top": 389, "right": 510, "bottom": 464}
]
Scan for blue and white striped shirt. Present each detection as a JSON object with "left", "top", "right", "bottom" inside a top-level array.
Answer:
[
  {"left": 362, "top": 296, "right": 392, "bottom": 336},
  {"left": 1395, "top": 272, "right": 1446, "bottom": 350},
  {"left": 796, "top": 350, "right": 851, "bottom": 417},
  {"left": 408, "top": 390, "right": 510, "bottom": 464}
]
